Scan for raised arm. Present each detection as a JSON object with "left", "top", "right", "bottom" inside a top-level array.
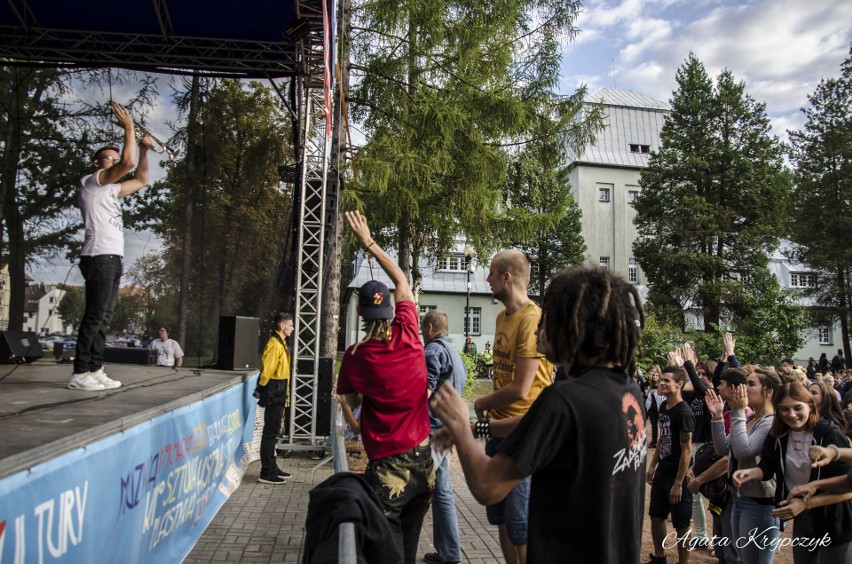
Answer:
[
  {"left": 100, "top": 103, "right": 137, "bottom": 186},
  {"left": 345, "top": 211, "right": 413, "bottom": 303},
  {"left": 728, "top": 394, "right": 772, "bottom": 461}
]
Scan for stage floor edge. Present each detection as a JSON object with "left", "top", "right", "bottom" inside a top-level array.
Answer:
[{"left": 0, "top": 359, "right": 257, "bottom": 479}]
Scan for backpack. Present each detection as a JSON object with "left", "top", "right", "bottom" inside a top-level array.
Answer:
[{"left": 692, "top": 442, "right": 729, "bottom": 506}]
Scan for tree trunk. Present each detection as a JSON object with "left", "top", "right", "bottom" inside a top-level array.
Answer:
[
  {"left": 319, "top": 0, "right": 351, "bottom": 359},
  {"left": 838, "top": 266, "right": 851, "bottom": 362},
  {"left": 177, "top": 74, "right": 201, "bottom": 351},
  {"left": 4, "top": 200, "right": 25, "bottom": 332}
]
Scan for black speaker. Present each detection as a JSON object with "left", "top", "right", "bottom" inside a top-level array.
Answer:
[
  {"left": 285, "top": 357, "right": 333, "bottom": 436},
  {"left": 0, "top": 331, "right": 44, "bottom": 363},
  {"left": 217, "top": 316, "right": 260, "bottom": 370},
  {"left": 104, "top": 347, "right": 153, "bottom": 365}
]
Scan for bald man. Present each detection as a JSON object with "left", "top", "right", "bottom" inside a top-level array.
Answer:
[{"left": 473, "top": 250, "right": 554, "bottom": 564}]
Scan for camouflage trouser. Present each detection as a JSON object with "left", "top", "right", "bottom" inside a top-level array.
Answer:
[{"left": 365, "top": 442, "right": 435, "bottom": 564}]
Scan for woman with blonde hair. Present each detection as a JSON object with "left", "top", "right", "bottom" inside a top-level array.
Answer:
[{"left": 734, "top": 383, "right": 852, "bottom": 563}]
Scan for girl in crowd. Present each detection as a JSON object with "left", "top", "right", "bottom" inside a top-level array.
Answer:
[
  {"left": 708, "top": 367, "right": 782, "bottom": 564},
  {"left": 734, "top": 383, "right": 852, "bottom": 564},
  {"left": 645, "top": 365, "right": 664, "bottom": 448},
  {"left": 806, "top": 358, "right": 817, "bottom": 381},
  {"left": 809, "top": 380, "right": 846, "bottom": 430}
]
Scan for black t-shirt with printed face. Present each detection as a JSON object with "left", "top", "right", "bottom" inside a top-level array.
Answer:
[
  {"left": 657, "top": 399, "right": 695, "bottom": 472},
  {"left": 499, "top": 368, "right": 647, "bottom": 564}
]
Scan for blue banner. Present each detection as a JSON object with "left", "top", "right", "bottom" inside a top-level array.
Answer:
[{"left": 0, "top": 374, "right": 260, "bottom": 563}]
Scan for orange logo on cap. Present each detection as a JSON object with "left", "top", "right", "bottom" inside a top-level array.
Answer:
[{"left": 373, "top": 292, "right": 383, "bottom": 305}]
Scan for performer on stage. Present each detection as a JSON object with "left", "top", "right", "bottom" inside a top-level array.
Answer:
[{"left": 70, "top": 102, "right": 152, "bottom": 391}]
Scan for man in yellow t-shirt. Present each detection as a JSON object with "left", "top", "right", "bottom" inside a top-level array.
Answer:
[
  {"left": 253, "top": 313, "right": 294, "bottom": 485},
  {"left": 473, "top": 249, "right": 553, "bottom": 564}
]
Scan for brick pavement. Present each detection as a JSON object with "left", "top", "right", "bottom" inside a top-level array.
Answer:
[{"left": 187, "top": 450, "right": 502, "bottom": 563}]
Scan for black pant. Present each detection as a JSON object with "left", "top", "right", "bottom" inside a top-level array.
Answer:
[
  {"left": 365, "top": 444, "right": 434, "bottom": 564},
  {"left": 260, "top": 379, "right": 288, "bottom": 476},
  {"left": 74, "top": 255, "right": 122, "bottom": 374}
]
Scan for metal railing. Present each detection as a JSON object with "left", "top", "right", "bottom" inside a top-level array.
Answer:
[{"left": 330, "top": 401, "right": 357, "bottom": 563}]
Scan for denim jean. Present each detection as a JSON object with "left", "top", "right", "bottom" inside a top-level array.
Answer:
[
  {"left": 74, "top": 255, "right": 122, "bottom": 374},
  {"left": 485, "top": 437, "right": 530, "bottom": 546},
  {"left": 711, "top": 495, "right": 737, "bottom": 564},
  {"left": 691, "top": 442, "right": 708, "bottom": 539},
  {"left": 430, "top": 445, "right": 461, "bottom": 561},
  {"left": 259, "top": 379, "right": 288, "bottom": 477},
  {"left": 365, "top": 443, "right": 435, "bottom": 564},
  {"left": 731, "top": 490, "right": 780, "bottom": 564}
]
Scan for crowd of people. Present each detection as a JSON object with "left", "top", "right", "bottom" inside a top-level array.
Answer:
[{"left": 315, "top": 209, "right": 852, "bottom": 564}]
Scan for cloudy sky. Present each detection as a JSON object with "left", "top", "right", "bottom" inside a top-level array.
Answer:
[
  {"left": 29, "top": 0, "right": 852, "bottom": 285},
  {"left": 559, "top": 0, "right": 852, "bottom": 140}
]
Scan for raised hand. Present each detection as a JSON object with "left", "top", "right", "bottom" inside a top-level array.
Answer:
[
  {"left": 729, "top": 383, "right": 748, "bottom": 411},
  {"left": 344, "top": 210, "right": 373, "bottom": 247},
  {"left": 682, "top": 342, "right": 698, "bottom": 365},
  {"left": 723, "top": 332, "right": 736, "bottom": 358},
  {"left": 668, "top": 348, "right": 684, "bottom": 368},
  {"left": 110, "top": 102, "right": 134, "bottom": 129},
  {"left": 705, "top": 389, "right": 725, "bottom": 419}
]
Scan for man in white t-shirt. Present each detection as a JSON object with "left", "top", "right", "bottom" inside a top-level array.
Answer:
[
  {"left": 70, "top": 102, "right": 153, "bottom": 392},
  {"left": 149, "top": 326, "right": 184, "bottom": 367}
]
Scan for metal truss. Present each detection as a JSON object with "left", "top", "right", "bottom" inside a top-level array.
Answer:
[
  {"left": 0, "top": 1, "right": 306, "bottom": 79},
  {"left": 282, "top": 0, "right": 332, "bottom": 450}
]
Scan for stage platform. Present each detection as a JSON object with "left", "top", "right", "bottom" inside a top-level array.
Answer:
[
  {"left": 0, "top": 359, "right": 254, "bottom": 478},
  {"left": 0, "top": 358, "right": 263, "bottom": 563}
]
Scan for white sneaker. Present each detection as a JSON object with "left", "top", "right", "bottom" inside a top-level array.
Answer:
[
  {"left": 68, "top": 372, "right": 106, "bottom": 391},
  {"left": 90, "top": 367, "right": 122, "bottom": 389}
]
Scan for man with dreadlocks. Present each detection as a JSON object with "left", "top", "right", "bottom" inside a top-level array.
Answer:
[
  {"left": 336, "top": 210, "right": 434, "bottom": 564},
  {"left": 431, "top": 265, "right": 647, "bottom": 563}
]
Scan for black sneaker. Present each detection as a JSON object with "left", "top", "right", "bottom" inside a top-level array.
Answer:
[
  {"left": 423, "top": 553, "right": 459, "bottom": 564},
  {"left": 645, "top": 554, "right": 666, "bottom": 564},
  {"left": 276, "top": 468, "right": 292, "bottom": 479},
  {"left": 258, "top": 474, "right": 286, "bottom": 485}
]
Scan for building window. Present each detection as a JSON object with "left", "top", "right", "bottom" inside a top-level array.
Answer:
[
  {"left": 438, "top": 255, "right": 466, "bottom": 272},
  {"left": 49, "top": 296, "right": 55, "bottom": 304},
  {"left": 463, "top": 307, "right": 481, "bottom": 336},
  {"left": 628, "top": 190, "right": 639, "bottom": 203},
  {"left": 629, "top": 144, "right": 651, "bottom": 153},
  {"left": 599, "top": 257, "right": 609, "bottom": 269},
  {"left": 598, "top": 188, "right": 610, "bottom": 202},
  {"left": 419, "top": 305, "right": 437, "bottom": 322},
  {"left": 819, "top": 326, "right": 831, "bottom": 345},
  {"left": 723, "top": 272, "right": 742, "bottom": 282},
  {"left": 628, "top": 258, "right": 638, "bottom": 283},
  {"left": 790, "top": 272, "right": 815, "bottom": 288}
]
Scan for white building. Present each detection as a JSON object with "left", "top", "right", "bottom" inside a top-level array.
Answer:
[
  {"left": 343, "top": 250, "right": 503, "bottom": 354},
  {"left": 22, "top": 286, "right": 73, "bottom": 335},
  {"left": 567, "top": 87, "right": 845, "bottom": 364}
]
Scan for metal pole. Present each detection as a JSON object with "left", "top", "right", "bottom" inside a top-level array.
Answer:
[{"left": 465, "top": 265, "right": 471, "bottom": 339}]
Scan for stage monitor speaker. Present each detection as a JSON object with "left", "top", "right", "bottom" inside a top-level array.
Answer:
[
  {"left": 0, "top": 331, "right": 44, "bottom": 364},
  {"left": 104, "top": 347, "right": 153, "bottom": 365},
  {"left": 284, "top": 357, "right": 333, "bottom": 437},
  {"left": 217, "top": 316, "right": 260, "bottom": 370}
]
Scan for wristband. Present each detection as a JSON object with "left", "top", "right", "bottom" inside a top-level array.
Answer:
[
  {"left": 474, "top": 418, "right": 491, "bottom": 440},
  {"left": 366, "top": 240, "right": 376, "bottom": 251},
  {"left": 827, "top": 444, "right": 841, "bottom": 461}
]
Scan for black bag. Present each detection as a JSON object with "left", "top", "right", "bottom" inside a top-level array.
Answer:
[{"left": 693, "top": 443, "right": 729, "bottom": 505}]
